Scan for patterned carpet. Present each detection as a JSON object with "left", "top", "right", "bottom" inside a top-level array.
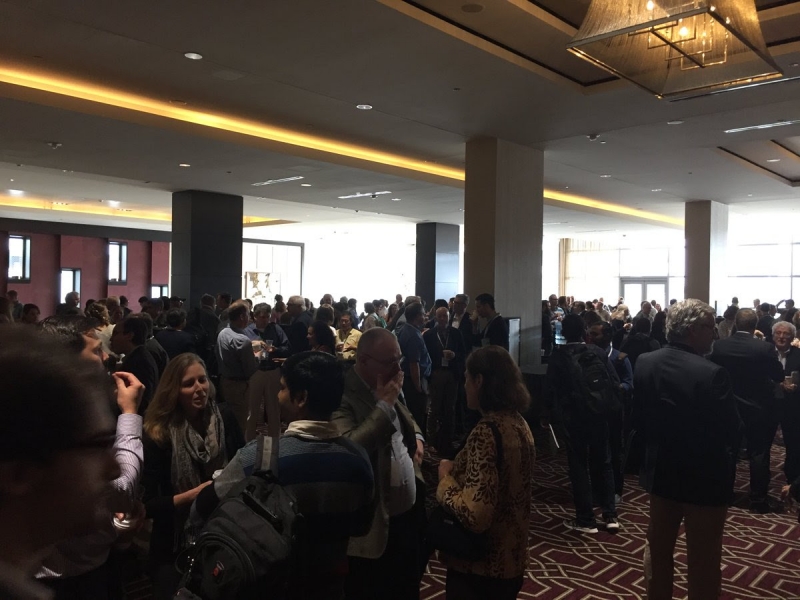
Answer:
[
  {"left": 123, "top": 431, "right": 800, "bottom": 599},
  {"left": 420, "top": 430, "right": 800, "bottom": 600}
]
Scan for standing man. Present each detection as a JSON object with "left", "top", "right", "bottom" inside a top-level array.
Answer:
[
  {"left": 336, "top": 312, "right": 362, "bottom": 361},
  {"left": 449, "top": 294, "right": 473, "bottom": 352},
  {"left": 423, "top": 306, "right": 466, "bottom": 458},
  {"left": 472, "top": 293, "right": 509, "bottom": 350},
  {"left": 396, "top": 303, "right": 432, "bottom": 434},
  {"left": 545, "top": 314, "right": 620, "bottom": 534},
  {"left": 636, "top": 299, "right": 741, "bottom": 600},
  {"left": 111, "top": 316, "right": 159, "bottom": 416},
  {"left": 708, "top": 308, "right": 784, "bottom": 513},
  {"left": 286, "top": 294, "right": 314, "bottom": 354},
  {"left": 56, "top": 291, "right": 82, "bottom": 316},
  {"left": 0, "top": 327, "right": 121, "bottom": 600},
  {"left": 773, "top": 321, "right": 800, "bottom": 492},
  {"left": 185, "top": 294, "right": 221, "bottom": 372},
  {"left": 332, "top": 328, "right": 426, "bottom": 600},
  {"left": 216, "top": 300, "right": 259, "bottom": 434}
]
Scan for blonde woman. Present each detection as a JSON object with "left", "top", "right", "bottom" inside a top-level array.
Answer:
[
  {"left": 610, "top": 303, "right": 631, "bottom": 349},
  {"left": 143, "top": 353, "right": 244, "bottom": 599},
  {"left": 85, "top": 301, "right": 114, "bottom": 355}
]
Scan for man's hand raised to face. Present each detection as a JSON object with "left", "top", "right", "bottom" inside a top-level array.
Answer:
[
  {"left": 375, "top": 371, "right": 404, "bottom": 407},
  {"left": 113, "top": 371, "right": 145, "bottom": 415}
]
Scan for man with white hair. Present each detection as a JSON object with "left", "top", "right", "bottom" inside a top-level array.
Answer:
[
  {"left": 635, "top": 299, "right": 741, "bottom": 600},
  {"left": 772, "top": 320, "right": 800, "bottom": 494},
  {"left": 286, "top": 294, "right": 314, "bottom": 354}
]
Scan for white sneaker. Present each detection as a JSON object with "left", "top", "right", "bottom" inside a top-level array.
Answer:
[
  {"left": 604, "top": 516, "right": 620, "bottom": 532},
  {"left": 564, "top": 519, "right": 598, "bottom": 534}
]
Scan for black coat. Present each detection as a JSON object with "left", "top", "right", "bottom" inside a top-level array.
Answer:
[
  {"left": 120, "top": 345, "right": 159, "bottom": 416},
  {"left": 708, "top": 332, "right": 784, "bottom": 413},
  {"left": 154, "top": 329, "right": 197, "bottom": 360},
  {"left": 423, "top": 325, "right": 467, "bottom": 374},
  {"left": 635, "top": 344, "right": 741, "bottom": 506},
  {"left": 287, "top": 309, "right": 314, "bottom": 355}
]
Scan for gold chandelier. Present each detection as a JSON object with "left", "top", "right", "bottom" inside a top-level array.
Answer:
[{"left": 567, "top": 0, "right": 782, "bottom": 98}]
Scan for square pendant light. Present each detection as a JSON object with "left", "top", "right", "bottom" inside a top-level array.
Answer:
[{"left": 567, "top": 0, "right": 782, "bottom": 98}]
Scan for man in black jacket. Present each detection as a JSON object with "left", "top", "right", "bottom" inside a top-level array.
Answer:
[
  {"left": 111, "top": 316, "right": 159, "bottom": 416},
  {"left": 471, "top": 293, "right": 509, "bottom": 350},
  {"left": 708, "top": 308, "right": 784, "bottom": 513},
  {"left": 773, "top": 320, "right": 800, "bottom": 491},
  {"left": 636, "top": 299, "right": 740, "bottom": 600}
]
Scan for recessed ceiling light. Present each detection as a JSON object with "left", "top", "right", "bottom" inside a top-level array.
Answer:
[
  {"left": 600, "top": 140, "right": 607, "bottom": 144},
  {"left": 356, "top": 104, "right": 373, "bottom": 110},
  {"left": 651, "top": 188, "right": 662, "bottom": 192},
  {"left": 184, "top": 52, "right": 203, "bottom": 60},
  {"left": 8, "top": 189, "right": 24, "bottom": 196},
  {"left": 766, "top": 158, "right": 781, "bottom": 163},
  {"left": 338, "top": 191, "right": 391, "bottom": 199},
  {"left": 179, "top": 163, "right": 191, "bottom": 167},
  {"left": 106, "top": 200, "right": 120, "bottom": 207},
  {"left": 791, "top": 63, "right": 800, "bottom": 68},
  {"left": 9, "top": 179, "right": 13, "bottom": 182},
  {"left": 600, "top": 174, "right": 611, "bottom": 178},
  {"left": 747, "top": 194, "right": 753, "bottom": 197},
  {"left": 725, "top": 119, "right": 800, "bottom": 134},
  {"left": 391, "top": 198, "right": 401, "bottom": 202},
  {"left": 564, "top": 186, "right": 569, "bottom": 189},
  {"left": 667, "top": 120, "right": 684, "bottom": 125},
  {"left": 252, "top": 176, "right": 304, "bottom": 186},
  {"left": 300, "top": 183, "right": 312, "bottom": 187}
]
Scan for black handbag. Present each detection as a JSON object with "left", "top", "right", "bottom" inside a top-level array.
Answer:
[{"left": 427, "top": 421, "right": 503, "bottom": 561}]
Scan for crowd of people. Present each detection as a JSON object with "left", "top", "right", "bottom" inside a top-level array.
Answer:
[
  {"left": 2, "top": 286, "right": 799, "bottom": 600},
  {"left": 543, "top": 294, "right": 800, "bottom": 599}
]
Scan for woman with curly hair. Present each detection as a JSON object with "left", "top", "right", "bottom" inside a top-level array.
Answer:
[
  {"left": 435, "top": 345, "right": 535, "bottom": 599},
  {"left": 142, "top": 353, "right": 244, "bottom": 599}
]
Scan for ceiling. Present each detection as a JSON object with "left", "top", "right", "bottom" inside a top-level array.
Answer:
[{"left": 0, "top": 0, "right": 799, "bottom": 237}]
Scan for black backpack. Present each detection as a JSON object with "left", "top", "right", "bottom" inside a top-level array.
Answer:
[
  {"left": 174, "top": 471, "right": 305, "bottom": 600},
  {"left": 567, "top": 345, "right": 621, "bottom": 416}
]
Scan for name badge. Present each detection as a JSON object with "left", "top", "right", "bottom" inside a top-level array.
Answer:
[
  {"left": 481, "top": 338, "right": 490, "bottom": 347},
  {"left": 441, "top": 357, "right": 449, "bottom": 367}
]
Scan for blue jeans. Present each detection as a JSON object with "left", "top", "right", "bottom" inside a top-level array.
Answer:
[{"left": 565, "top": 419, "right": 617, "bottom": 526}]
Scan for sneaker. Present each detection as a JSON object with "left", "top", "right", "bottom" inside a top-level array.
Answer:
[
  {"left": 614, "top": 494, "right": 622, "bottom": 505},
  {"left": 604, "top": 516, "right": 620, "bottom": 532},
  {"left": 564, "top": 519, "right": 598, "bottom": 534}
]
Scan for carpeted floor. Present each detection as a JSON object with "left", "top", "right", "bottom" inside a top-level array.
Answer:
[
  {"left": 420, "top": 430, "right": 800, "bottom": 600},
  {"left": 123, "top": 432, "right": 800, "bottom": 599}
]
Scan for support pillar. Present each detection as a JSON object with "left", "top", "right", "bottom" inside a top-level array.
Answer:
[
  {"left": 415, "top": 222, "right": 459, "bottom": 306},
  {"left": 464, "top": 138, "right": 544, "bottom": 373},
  {"left": 685, "top": 200, "right": 728, "bottom": 311},
  {"left": 172, "top": 190, "right": 243, "bottom": 308}
]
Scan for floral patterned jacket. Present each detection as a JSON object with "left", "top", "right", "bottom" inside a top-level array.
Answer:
[{"left": 436, "top": 410, "right": 535, "bottom": 578}]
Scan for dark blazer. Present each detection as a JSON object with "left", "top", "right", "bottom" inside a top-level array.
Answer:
[
  {"left": 154, "top": 329, "right": 197, "bottom": 360},
  {"left": 756, "top": 315, "right": 775, "bottom": 343},
  {"left": 423, "top": 325, "right": 467, "bottom": 374},
  {"left": 708, "top": 332, "right": 784, "bottom": 412},
  {"left": 449, "top": 313, "right": 473, "bottom": 355},
  {"left": 142, "top": 402, "right": 244, "bottom": 568},
  {"left": 120, "top": 345, "right": 159, "bottom": 416},
  {"left": 635, "top": 344, "right": 741, "bottom": 506},
  {"left": 287, "top": 309, "right": 314, "bottom": 355},
  {"left": 473, "top": 314, "right": 509, "bottom": 350}
]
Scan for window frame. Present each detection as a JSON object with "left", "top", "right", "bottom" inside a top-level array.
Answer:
[
  {"left": 59, "top": 268, "right": 81, "bottom": 304},
  {"left": 108, "top": 241, "right": 128, "bottom": 285},
  {"left": 7, "top": 234, "right": 31, "bottom": 283},
  {"left": 151, "top": 284, "right": 169, "bottom": 298}
]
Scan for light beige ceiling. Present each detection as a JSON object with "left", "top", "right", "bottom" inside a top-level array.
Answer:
[{"left": 0, "top": 0, "right": 798, "bottom": 235}]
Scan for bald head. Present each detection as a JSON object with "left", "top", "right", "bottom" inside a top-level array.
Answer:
[
  {"left": 355, "top": 328, "right": 401, "bottom": 390},
  {"left": 435, "top": 306, "right": 449, "bottom": 330}
]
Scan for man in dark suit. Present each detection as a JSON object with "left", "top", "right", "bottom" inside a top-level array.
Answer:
[
  {"left": 636, "top": 299, "right": 741, "bottom": 600},
  {"left": 154, "top": 309, "right": 196, "bottom": 360},
  {"left": 756, "top": 302, "right": 775, "bottom": 343},
  {"left": 286, "top": 294, "right": 314, "bottom": 354},
  {"left": 773, "top": 320, "right": 800, "bottom": 489},
  {"left": 185, "top": 294, "right": 221, "bottom": 374},
  {"left": 423, "top": 306, "right": 467, "bottom": 458},
  {"left": 708, "top": 308, "right": 784, "bottom": 513},
  {"left": 471, "top": 293, "right": 509, "bottom": 350},
  {"left": 111, "top": 316, "right": 159, "bottom": 416}
]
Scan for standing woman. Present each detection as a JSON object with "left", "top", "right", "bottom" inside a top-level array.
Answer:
[
  {"left": 436, "top": 346, "right": 535, "bottom": 599},
  {"left": 143, "top": 353, "right": 244, "bottom": 599}
]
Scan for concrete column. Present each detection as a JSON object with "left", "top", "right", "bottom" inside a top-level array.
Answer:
[
  {"left": 685, "top": 200, "right": 728, "bottom": 311},
  {"left": 415, "top": 222, "right": 459, "bottom": 306},
  {"left": 172, "top": 190, "right": 243, "bottom": 308},
  {"left": 464, "top": 138, "right": 544, "bottom": 373}
]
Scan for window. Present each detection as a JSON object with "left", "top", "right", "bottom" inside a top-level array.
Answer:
[
  {"left": 108, "top": 241, "right": 128, "bottom": 284},
  {"left": 151, "top": 284, "right": 169, "bottom": 298},
  {"left": 59, "top": 268, "right": 81, "bottom": 303},
  {"left": 7, "top": 235, "right": 31, "bottom": 281}
]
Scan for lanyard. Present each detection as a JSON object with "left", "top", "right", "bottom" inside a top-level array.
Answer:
[
  {"left": 437, "top": 329, "right": 449, "bottom": 349},
  {"left": 481, "top": 314, "right": 499, "bottom": 338}
]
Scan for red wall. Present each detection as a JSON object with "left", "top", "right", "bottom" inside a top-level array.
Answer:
[
  {"left": 1, "top": 228, "right": 169, "bottom": 317},
  {"left": 151, "top": 241, "right": 170, "bottom": 285}
]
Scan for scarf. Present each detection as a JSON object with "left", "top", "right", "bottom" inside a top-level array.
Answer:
[
  {"left": 170, "top": 401, "right": 227, "bottom": 551},
  {"left": 284, "top": 420, "right": 341, "bottom": 441}
]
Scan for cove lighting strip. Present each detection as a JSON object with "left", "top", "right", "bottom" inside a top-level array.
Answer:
[
  {"left": 0, "top": 194, "right": 279, "bottom": 225},
  {"left": 0, "top": 66, "right": 463, "bottom": 182},
  {"left": 0, "top": 65, "right": 683, "bottom": 227}
]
